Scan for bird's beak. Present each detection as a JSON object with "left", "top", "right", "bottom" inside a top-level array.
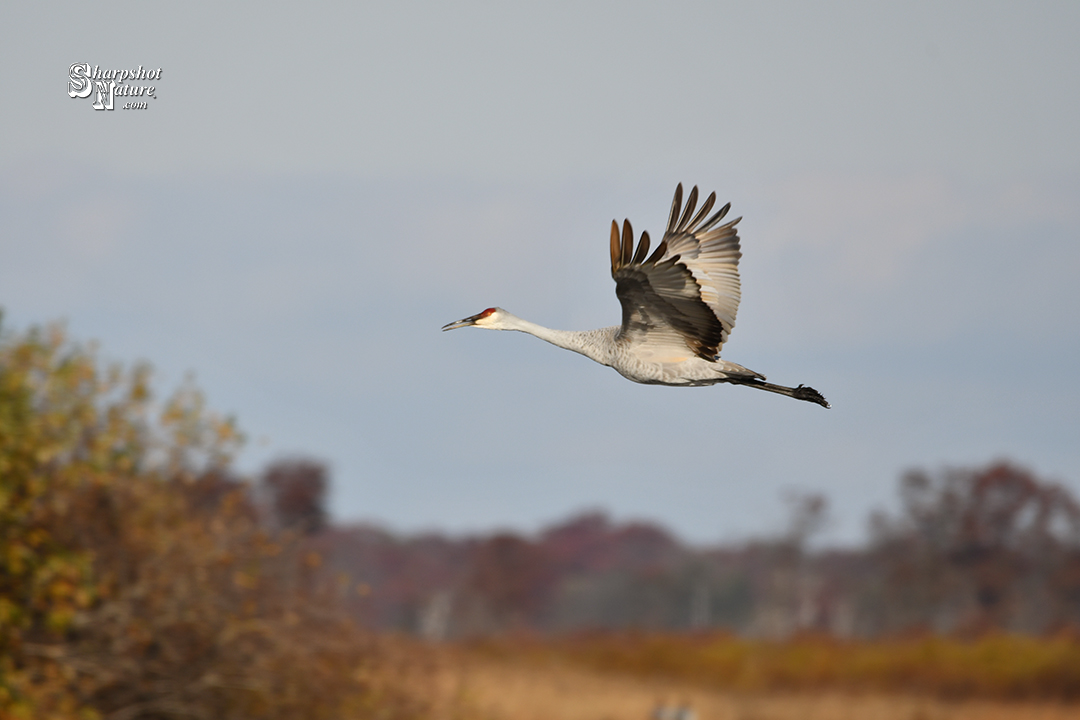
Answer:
[{"left": 441, "top": 313, "right": 482, "bottom": 331}]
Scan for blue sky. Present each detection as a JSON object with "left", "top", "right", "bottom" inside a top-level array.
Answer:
[{"left": 2, "top": 2, "right": 1078, "bottom": 544}]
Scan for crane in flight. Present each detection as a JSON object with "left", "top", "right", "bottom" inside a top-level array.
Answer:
[{"left": 442, "top": 184, "right": 829, "bottom": 408}]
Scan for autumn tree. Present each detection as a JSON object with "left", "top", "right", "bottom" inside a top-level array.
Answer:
[
  {"left": 466, "top": 533, "right": 553, "bottom": 630},
  {"left": 0, "top": 319, "right": 434, "bottom": 720},
  {"left": 867, "top": 462, "right": 1080, "bottom": 634}
]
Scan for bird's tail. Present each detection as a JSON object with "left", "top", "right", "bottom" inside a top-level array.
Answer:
[{"left": 729, "top": 376, "right": 830, "bottom": 408}]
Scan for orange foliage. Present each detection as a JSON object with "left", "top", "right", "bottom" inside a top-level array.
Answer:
[{"left": 0, "top": 320, "right": 442, "bottom": 720}]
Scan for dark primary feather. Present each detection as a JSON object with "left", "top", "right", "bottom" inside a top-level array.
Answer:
[
  {"left": 631, "top": 231, "right": 650, "bottom": 264},
  {"left": 610, "top": 183, "right": 743, "bottom": 361}
]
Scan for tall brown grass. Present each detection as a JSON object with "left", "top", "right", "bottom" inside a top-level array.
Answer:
[
  {"left": 459, "top": 656, "right": 1080, "bottom": 720},
  {"left": 465, "top": 631, "right": 1080, "bottom": 701}
]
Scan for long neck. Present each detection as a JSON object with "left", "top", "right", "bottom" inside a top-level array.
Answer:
[{"left": 500, "top": 313, "right": 611, "bottom": 366}]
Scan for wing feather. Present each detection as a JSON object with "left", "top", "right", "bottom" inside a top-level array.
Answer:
[
  {"left": 609, "top": 220, "right": 620, "bottom": 275},
  {"left": 687, "top": 192, "right": 716, "bottom": 229},
  {"left": 696, "top": 202, "right": 731, "bottom": 234},
  {"left": 644, "top": 238, "right": 668, "bottom": 266},
  {"left": 621, "top": 220, "right": 634, "bottom": 267},
  {"left": 610, "top": 184, "right": 743, "bottom": 361},
  {"left": 631, "top": 230, "right": 650, "bottom": 265},
  {"left": 676, "top": 185, "right": 699, "bottom": 232},
  {"left": 666, "top": 184, "right": 683, "bottom": 235}
]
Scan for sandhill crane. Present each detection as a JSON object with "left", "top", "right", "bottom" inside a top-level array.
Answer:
[{"left": 442, "top": 184, "right": 829, "bottom": 408}]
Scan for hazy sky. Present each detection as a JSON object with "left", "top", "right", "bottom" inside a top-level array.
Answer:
[{"left": 2, "top": 2, "right": 1078, "bottom": 544}]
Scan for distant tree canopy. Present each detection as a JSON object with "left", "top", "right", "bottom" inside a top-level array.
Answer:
[
  {"left": 262, "top": 458, "right": 329, "bottom": 535},
  {"left": 868, "top": 462, "right": 1080, "bottom": 634},
  {"left": 316, "top": 465, "right": 1080, "bottom": 639},
  {"left": 467, "top": 533, "right": 553, "bottom": 625},
  {"left": 0, "top": 319, "right": 431, "bottom": 720}
]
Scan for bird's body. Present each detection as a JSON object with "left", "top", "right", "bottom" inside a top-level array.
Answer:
[
  {"left": 443, "top": 184, "right": 829, "bottom": 408},
  {"left": 469, "top": 317, "right": 757, "bottom": 387}
]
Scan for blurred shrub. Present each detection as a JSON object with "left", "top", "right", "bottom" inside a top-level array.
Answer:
[{"left": 0, "top": 320, "right": 438, "bottom": 720}]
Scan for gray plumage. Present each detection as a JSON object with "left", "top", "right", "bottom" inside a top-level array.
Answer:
[{"left": 442, "top": 184, "right": 829, "bottom": 408}]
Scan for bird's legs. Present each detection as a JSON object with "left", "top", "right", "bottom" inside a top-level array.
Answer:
[{"left": 729, "top": 377, "right": 830, "bottom": 408}]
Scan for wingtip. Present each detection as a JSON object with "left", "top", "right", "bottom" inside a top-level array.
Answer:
[
  {"left": 621, "top": 219, "right": 634, "bottom": 266},
  {"left": 631, "top": 230, "right": 650, "bottom": 265},
  {"left": 677, "top": 185, "right": 699, "bottom": 232},
  {"left": 609, "top": 219, "right": 620, "bottom": 275},
  {"left": 667, "top": 183, "right": 683, "bottom": 233}
]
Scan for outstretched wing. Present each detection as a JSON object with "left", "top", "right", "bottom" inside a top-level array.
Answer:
[{"left": 610, "top": 184, "right": 743, "bottom": 362}]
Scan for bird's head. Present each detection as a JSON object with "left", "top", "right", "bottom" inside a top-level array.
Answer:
[{"left": 441, "top": 307, "right": 512, "bottom": 331}]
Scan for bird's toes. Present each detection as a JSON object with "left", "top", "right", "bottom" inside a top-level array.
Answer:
[{"left": 793, "top": 384, "right": 830, "bottom": 409}]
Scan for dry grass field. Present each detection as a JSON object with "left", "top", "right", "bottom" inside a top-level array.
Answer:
[{"left": 456, "top": 657, "right": 1080, "bottom": 720}]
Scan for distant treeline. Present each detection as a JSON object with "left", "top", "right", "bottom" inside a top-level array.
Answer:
[{"left": 309, "top": 464, "right": 1080, "bottom": 640}]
